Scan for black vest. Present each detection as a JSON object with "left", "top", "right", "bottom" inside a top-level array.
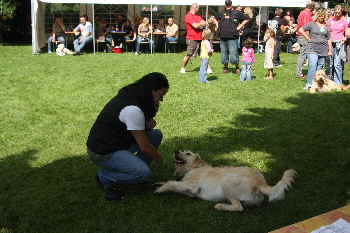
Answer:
[{"left": 87, "top": 93, "right": 151, "bottom": 155}]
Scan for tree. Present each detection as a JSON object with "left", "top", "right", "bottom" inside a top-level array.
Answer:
[{"left": 0, "top": 0, "right": 17, "bottom": 18}]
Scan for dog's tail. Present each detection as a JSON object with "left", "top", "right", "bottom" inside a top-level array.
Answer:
[{"left": 259, "top": 169, "right": 297, "bottom": 202}]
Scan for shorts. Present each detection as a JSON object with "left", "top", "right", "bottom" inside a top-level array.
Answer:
[{"left": 186, "top": 40, "right": 200, "bottom": 57}]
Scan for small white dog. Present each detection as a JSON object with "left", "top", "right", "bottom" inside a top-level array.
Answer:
[
  {"left": 155, "top": 151, "right": 297, "bottom": 212},
  {"left": 56, "top": 44, "right": 75, "bottom": 56}
]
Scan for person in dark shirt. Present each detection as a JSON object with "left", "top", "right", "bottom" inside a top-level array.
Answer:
[
  {"left": 269, "top": 8, "right": 288, "bottom": 67},
  {"left": 87, "top": 72, "right": 169, "bottom": 201},
  {"left": 217, "top": 0, "right": 250, "bottom": 74}
]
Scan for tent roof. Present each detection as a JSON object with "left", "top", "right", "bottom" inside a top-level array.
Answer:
[{"left": 39, "top": 0, "right": 308, "bottom": 7}]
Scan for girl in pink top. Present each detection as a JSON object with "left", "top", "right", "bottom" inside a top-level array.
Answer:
[
  {"left": 240, "top": 39, "right": 255, "bottom": 81},
  {"left": 327, "top": 5, "right": 349, "bottom": 85}
]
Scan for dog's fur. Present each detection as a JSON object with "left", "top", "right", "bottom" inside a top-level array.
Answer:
[
  {"left": 56, "top": 44, "right": 75, "bottom": 56},
  {"left": 309, "top": 70, "right": 350, "bottom": 93},
  {"left": 155, "top": 151, "right": 297, "bottom": 211}
]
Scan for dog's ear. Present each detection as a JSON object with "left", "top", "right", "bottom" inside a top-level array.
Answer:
[{"left": 317, "top": 78, "right": 324, "bottom": 88}]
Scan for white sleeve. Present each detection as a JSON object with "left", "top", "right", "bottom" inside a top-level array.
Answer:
[{"left": 119, "top": 105, "right": 145, "bottom": 130}]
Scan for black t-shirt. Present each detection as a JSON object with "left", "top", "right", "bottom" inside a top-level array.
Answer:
[
  {"left": 217, "top": 8, "right": 250, "bottom": 39},
  {"left": 269, "top": 16, "right": 288, "bottom": 40}
]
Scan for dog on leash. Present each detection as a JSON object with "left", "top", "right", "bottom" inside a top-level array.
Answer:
[
  {"left": 155, "top": 151, "right": 297, "bottom": 212},
  {"left": 309, "top": 70, "right": 350, "bottom": 93}
]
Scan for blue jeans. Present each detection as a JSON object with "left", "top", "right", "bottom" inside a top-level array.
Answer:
[
  {"left": 166, "top": 37, "right": 177, "bottom": 43},
  {"left": 92, "top": 129, "right": 163, "bottom": 186},
  {"left": 296, "top": 36, "right": 307, "bottom": 77},
  {"left": 329, "top": 44, "right": 345, "bottom": 85},
  {"left": 73, "top": 36, "right": 93, "bottom": 53},
  {"left": 220, "top": 39, "right": 239, "bottom": 66},
  {"left": 199, "top": 58, "right": 209, "bottom": 83},
  {"left": 135, "top": 37, "right": 154, "bottom": 53},
  {"left": 273, "top": 39, "right": 281, "bottom": 66},
  {"left": 240, "top": 62, "right": 253, "bottom": 81},
  {"left": 306, "top": 53, "right": 325, "bottom": 88},
  {"left": 47, "top": 35, "right": 65, "bottom": 53}
]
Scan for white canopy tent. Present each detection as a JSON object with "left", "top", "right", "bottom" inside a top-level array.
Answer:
[{"left": 31, "top": 0, "right": 308, "bottom": 54}]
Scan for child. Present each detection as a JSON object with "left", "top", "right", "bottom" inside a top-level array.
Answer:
[
  {"left": 263, "top": 28, "right": 276, "bottom": 80},
  {"left": 206, "top": 16, "right": 218, "bottom": 74},
  {"left": 199, "top": 29, "right": 214, "bottom": 84},
  {"left": 240, "top": 38, "right": 255, "bottom": 81}
]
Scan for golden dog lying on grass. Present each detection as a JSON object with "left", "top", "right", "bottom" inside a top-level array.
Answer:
[
  {"left": 309, "top": 70, "right": 350, "bottom": 93},
  {"left": 155, "top": 151, "right": 297, "bottom": 211}
]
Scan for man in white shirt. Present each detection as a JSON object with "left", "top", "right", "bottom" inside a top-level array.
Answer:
[
  {"left": 73, "top": 15, "right": 93, "bottom": 55},
  {"left": 165, "top": 17, "right": 178, "bottom": 43}
]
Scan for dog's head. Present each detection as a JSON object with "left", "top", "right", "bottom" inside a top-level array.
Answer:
[
  {"left": 57, "top": 43, "right": 65, "bottom": 51},
  {"left": 291, "top": 43, "right": 300, "bottom": 52},
  {"left": 174, "top": 150, "right": 204, "bottom": 177},
  {"left": 314, "top": 70, "right": 328, "bottom": 88}
]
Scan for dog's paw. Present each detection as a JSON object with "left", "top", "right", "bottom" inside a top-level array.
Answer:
[
  {"left": 154, "top": 185, "right": 167, "bottom": 194},
  {"left": 154, "top": 182, "right": 166, "bottom": 186},
  {"left": 214, "top": 203, "right": 244, "bottom": 212}
]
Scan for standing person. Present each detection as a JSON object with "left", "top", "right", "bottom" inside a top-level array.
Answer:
[
  {"left": 180, "top": 3, "right": 206, "bottom": 74},
  {"left": 284, "top": 10, "right": 297, "bottom": 53},
  {"left": 241, "top": 7, "right": 254, "bottom": 42},
  {"left": 264, "top": 28, "right": 276, "bottom": 80},
  {"left": 47, "top": 15, "right": 66, "bottom": 54},
  {"left": 87, "top": 72, "right": 169, "bottom": 201},
  {"left": 299, "top": 9, "right": 332, "bottom": 90},
  {"left": 217, "top": 0, "right": 250, "bottom": 74},
  {"left": 269, "top": 8, "right": 288, "bottom": 67},
  {"left": 295, "top": 2, "right": 315, "bottom": 79},
  {"left": 73, "top": 15, "right": 93, "bottom": 55},
  {"left": 327, "top": 5, "right": 348, "bottom": 85},
  {"left": 240, "top": 38, "right": 255, "bottom": 82},
  {"left": 198, "top": 29, "right": 214, "bottom": 84}
]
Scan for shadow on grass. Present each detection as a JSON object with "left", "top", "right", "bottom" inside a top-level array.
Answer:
[
  {"left": 207, "top": 76, "right": 218, "bottom": 81},
  {"left": 161, "top": 92, "right": 350, "bottom": 228},
  {"left": 1, "top": 93, "right": 350, "bottom": 233},
  {"left": 0, "top": 150, "right": 103, "bottom": 233}
]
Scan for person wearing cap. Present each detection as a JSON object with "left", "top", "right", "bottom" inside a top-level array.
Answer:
[{"left": 217, "top": 0, "right": 250, "bottom": 74}]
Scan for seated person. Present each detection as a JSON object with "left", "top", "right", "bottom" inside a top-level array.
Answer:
[
  {"left": 73, "top": 15, "right": 93, "bottom": 55},
  {"left": 155, "top": 18, "right": 166, "bottom": 32},
  {"left": 95, "top": 16, "right": 107, "bottom": 41},
  {"left": 135, "top": 17, "right": 154, "bottom": 55},
  {"left": 165, "top": 17, "right": 178, "bottom": 43},
  {"left": 47, "top": 15, "right": 66, "bottom": 53},
  {"left": 94, "top": 16, "right": 111, "bottom": 51},
  {"left": 122, "top": 19, "right": 137, "bottom": 41}
]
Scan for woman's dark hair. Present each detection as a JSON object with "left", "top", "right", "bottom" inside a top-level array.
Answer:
[{"left": 118, "top": 72, "right": 169, "bottom": 119}]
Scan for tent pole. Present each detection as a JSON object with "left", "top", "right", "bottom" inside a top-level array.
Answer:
[
  {"left": 257, "top": 6, "right": 261, "bottom": 53},
  {"left": 205, "top": 5, "right": 208, "bottom": 22},
  {"left": 150, "top": 4, "right": 153, "bottom": 54},
  {"left": 92, "top": 3, "right": 96, "bottom": 55}
]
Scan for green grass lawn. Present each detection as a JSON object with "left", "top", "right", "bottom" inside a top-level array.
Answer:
[{"left": 0, "top": 45, "right": 350, "bottom": 233}]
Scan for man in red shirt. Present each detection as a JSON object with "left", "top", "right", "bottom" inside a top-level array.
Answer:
[
  {"left": 180, "top": 3, "right": 206, "bottom": 73},
  {"left": 295, "top": 2, "right": 315, "bottom": 78}
]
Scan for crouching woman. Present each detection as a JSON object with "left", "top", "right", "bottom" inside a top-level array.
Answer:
[{"left": 87, "top": 72, "right": 169, "bottom": 201}]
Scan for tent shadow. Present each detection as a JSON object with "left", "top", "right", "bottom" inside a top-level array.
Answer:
[{"left": 162, "top": 92, "right": 350, "bottom": 219}]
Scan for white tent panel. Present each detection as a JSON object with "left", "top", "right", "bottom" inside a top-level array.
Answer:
[
  {"left": 39, "top": 0, "right": 307, "bottom": 7},
  {"left": 32, "top": 0, "right": 308, "bottom": 54}
]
